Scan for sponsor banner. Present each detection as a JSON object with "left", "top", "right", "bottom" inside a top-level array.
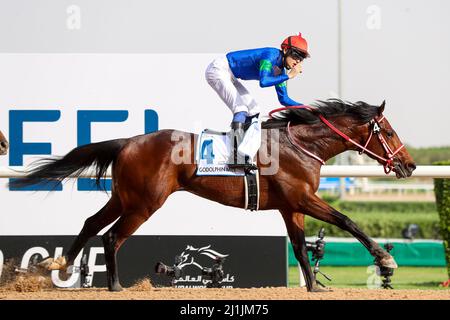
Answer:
[
  {"left": 289, "top": 238, "right": 447, "bottom": 267},
  {"left": 0, "top": 235, "right": 287, "bottom": 288}
]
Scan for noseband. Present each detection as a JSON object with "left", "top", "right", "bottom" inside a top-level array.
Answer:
[{"left": 269, "top": 106, "right": 405, "bottom": 174}]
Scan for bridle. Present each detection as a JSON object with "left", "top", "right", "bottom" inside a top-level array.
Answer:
[
  {"left": 269, "top": 105, "right": 405, "bottom": 174},
  {"left": 357, "top": 115, "right": 405, "bottom": 173}
]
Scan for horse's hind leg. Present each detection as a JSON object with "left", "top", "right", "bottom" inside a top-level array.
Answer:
[
  {"left": 65, "top": 195, "right": 123, "bottom": 266},
  {"left": 40, "top": 195, "right": 123, "bottom": 271},
  {"left": 102, "top": 207, "right": 157, "bottom": 292}
]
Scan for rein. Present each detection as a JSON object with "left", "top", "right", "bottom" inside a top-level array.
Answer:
[{"left": 269, "top": 105, "right": 404, "bottom": 174}]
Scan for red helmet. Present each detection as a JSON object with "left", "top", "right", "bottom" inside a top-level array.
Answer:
[{"left": 281, "top": 33, "right": 310, "bottom": 58}]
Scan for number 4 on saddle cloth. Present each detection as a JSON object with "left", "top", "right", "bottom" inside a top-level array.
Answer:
[{"left": 195, "top": 117, "right": 261, "bottom": 211}]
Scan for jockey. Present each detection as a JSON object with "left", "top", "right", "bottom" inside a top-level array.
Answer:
[{"left": 205, "top": 33, "right": 309, "bottom": 170}]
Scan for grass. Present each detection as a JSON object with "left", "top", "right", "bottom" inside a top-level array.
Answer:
[{"left": 289, "top": 266, "right": 449, "bottom": 290}]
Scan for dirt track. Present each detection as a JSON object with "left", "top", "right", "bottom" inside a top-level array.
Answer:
[
  {"left": 0, "top": 275, "right": 448, "bottom": 300},
  {"left": 1, "top": 287, "right": 449, "bottom": 300}
]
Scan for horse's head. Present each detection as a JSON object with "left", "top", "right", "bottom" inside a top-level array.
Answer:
[
  {"left": 354, "top": 101, "right": 416, "bottom": 178},
  {"left": 0, "top": 130, "right": 8, "bottom": 155},
  {"left": 265, "top": 99, "right": 416, "bottom": 178}
]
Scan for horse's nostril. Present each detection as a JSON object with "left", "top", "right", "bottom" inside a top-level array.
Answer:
[
  {"left": 407, "top": 163, "right": 417, "bottom": 171},
  {"left": 0, "top": 141, "right": 7, "bottom": 149}
]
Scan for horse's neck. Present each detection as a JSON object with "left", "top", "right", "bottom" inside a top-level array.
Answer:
[{"left": 288, "top": 122, "right": 356, "bottom": 163}]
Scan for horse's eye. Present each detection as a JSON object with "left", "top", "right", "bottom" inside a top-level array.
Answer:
[{"left": 386, "top": 130, "right": 394, "bottom": 138}]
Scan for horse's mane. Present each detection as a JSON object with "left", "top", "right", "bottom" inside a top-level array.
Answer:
[{"left": 262, "top": 99, "right": 380, "bottom": 129}]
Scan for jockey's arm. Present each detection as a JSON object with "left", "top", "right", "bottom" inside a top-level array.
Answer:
[
  {"left": 275, "top": 81, "right": 303, "bottom": 106},
  {"left": 259, "top": 59, "right": 289, "bottom": 88}
]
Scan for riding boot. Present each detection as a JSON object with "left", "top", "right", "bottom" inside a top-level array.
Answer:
[
  {"left": 244, "top": 113, "right": 260, "bottom": 131},
  {"left": 227, "top": 122, "right": 257, "bottom": 171}
]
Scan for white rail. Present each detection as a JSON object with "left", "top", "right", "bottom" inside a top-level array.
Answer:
[
  {"left": 1, "top": 165, "right": 450, "bottom": 178},
  {"left": 320, "top": 165, "right": 450, "bottom": 178}
]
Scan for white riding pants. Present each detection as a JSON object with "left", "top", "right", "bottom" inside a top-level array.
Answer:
[{"left": 205, "top": 56, "right": 261, "bottom": 117}]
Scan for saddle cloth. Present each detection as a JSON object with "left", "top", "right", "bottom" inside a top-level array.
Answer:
[
  {"left": 196, "top": 129, "right": 245, "bottom": 176},
  {"left": 196, "top": 117, "right": 261, "bottom": 177},
  {"left": 196, "top": 129, "right": 260, "bottom": 210}
]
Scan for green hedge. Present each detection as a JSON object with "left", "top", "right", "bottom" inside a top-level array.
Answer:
[
  {"left": 305, "top": 212, "right": 441, "bottom": 238},
  {"left": 336, "top": 201, "right": 436, "bottom": 214},
  {"left": 407, "top": 145, "right": 450, "bottom": 165},
  {"left": 433, "top": 160, "right": 450, "bottom": 279},
  {"left": 305, "top": 200, "right": 440, "bottom": 238}
]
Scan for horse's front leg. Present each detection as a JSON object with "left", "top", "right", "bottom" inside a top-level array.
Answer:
[
  {"left": 279, "top": 209, "right": 328, "bottom": 292},
  {"left": 299, "top": 194, "right": 397, "bottom": 269}
]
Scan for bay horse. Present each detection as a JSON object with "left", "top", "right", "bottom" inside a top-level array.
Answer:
[
  {"left": 0, "top": 130, "right": 8, "bottom": 155},
  {"left": 10, "top": 99, "right": 416, "bottom": 292}
]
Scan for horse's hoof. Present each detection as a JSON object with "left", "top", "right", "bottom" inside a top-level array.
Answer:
[
  {"left": 37, "top": 257, "right": 55, "bottom": 270},
  {"left": 379, "top": 255, "right": 398, "bottom": 269},
  {"left": 309, "top": 286, "right": 331, "bottom": 293},
  {"left": 109, "top": 284, "right": 123, "bottom": 292},
  {"left": 54, "top": 256, "right": 67, "bottom": 270},
  {"left": 38, "top": 256, "right": 67, "bottom": 271}
]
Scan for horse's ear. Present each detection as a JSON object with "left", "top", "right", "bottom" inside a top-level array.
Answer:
[{"left": 379, "top": 100, "right": 386, "bottom": 115}]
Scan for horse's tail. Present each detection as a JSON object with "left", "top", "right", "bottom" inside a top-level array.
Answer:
[{"left": 9, "top": 138, "right": 129, "bottom": 189}]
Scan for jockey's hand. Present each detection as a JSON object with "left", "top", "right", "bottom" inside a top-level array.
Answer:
[{"left": 288, "top": 63, "right": 302, "bottom": 79}]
